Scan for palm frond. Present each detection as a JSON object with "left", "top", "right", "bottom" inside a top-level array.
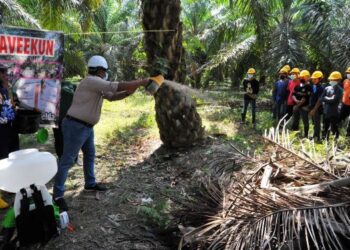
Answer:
[
  {"left": 63, "top": 50, "right": 87, "bottom": 78},
  {"left": 232, "top": 0, "right": 279, "bottom": 42},
  {"left": 180, "top": 178, "right": 350, "bottom": 249},
  {"left": 222, "top": 190, "right": 350, "bottom": 249},
  {"left": 197, "top": 35, "right": 256, "bottom": 73},
  {"left": 182, "top": 1, "right": 212, "bottom": 36},
  {"left": 178, "top": 138, "right": 350, "bottom": 250},
  {"left": 332, "top": 29, "right": 350, "bottom": 70},
  {"left": 265, "top": 4, "right": 306, "bottom": 73},
  {"left": 0, "top": 0, "right": 40, "bottom": 28}
]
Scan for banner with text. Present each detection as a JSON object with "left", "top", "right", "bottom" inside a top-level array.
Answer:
[{"left": 0, "top": 26, "right": 64, "bottom": 126}]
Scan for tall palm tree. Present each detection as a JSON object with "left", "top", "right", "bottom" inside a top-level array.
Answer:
[{"left": 141, "top": 0, "right": 204, "bottom": 148}]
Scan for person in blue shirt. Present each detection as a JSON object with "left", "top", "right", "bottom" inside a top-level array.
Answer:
[
  {"left": 0, "top": 64, "right": 19, "bottom": 160},
  {"left": 308, "top": 71, "right": 325, "bottom": 142},
  {"left": 272, "top": 68, "right": 289, "bottom": 121}
]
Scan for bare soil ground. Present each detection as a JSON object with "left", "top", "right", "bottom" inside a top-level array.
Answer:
[{"left": 40, "top": 134, "right": 235, "bottom": 250}]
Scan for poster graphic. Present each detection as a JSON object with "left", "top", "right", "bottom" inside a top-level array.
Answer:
[{"left": 0, "top": 26, "right": 64, "bottom": 126}]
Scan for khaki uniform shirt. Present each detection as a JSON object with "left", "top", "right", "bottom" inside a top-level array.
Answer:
[{"left": 67, "top": 76, "right": 119, "bottom": 125}]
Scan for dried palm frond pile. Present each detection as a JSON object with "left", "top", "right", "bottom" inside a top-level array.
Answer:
[
  {"left": 172, "top": 147, "right": 254, "bottom": 228},
  {"left": 178, "top": 139, "right": 350, "bottom": 250}
]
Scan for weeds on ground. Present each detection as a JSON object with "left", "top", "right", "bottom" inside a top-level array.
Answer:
[{"left": 137, "top": 199, "right": 172, "bottom": 230}]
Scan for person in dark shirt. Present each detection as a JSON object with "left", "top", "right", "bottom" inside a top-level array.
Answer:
[
  {"left": 0, "top": 64, "right": 19, "bottom": 209},
  {"left": 308, "top": 71, "right": 325, "bottom": 141},
  {"left": 53, "top": 81, "right": 78, "bottom": 160},
  {"left": 272, "top": 68, "right": 289, "bottom": 121},
  {"left": 241, "top": 68, "right": 259, "bottom": 127},
  {"left": 291, "top": 70, "right": 312, "bottom": 137},
  {"left": 0, "top": 64, "right": 19, "bottom": 159},
  {"left": 321, "top": 71, "right": 343, "bottom": 140}
]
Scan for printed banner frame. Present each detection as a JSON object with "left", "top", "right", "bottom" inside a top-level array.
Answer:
[{"left": 0, "top": 26, "right": 64, "bottom": 126}]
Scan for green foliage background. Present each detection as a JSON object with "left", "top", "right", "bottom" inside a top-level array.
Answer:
[{"left": 1, "top": 0, "right": 350, "bottom": 87}]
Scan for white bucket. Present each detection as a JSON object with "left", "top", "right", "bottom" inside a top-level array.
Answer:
[{"left": 0, "top": 149, "right": 57, "bottom": 193}]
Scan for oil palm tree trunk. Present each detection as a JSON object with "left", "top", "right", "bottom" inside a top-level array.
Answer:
[
  {"left": 142, "top": 0, "right": 204, "bottom": 148},
  {"left": 141, "top": 0, "right": 184, "bottom": 82}
]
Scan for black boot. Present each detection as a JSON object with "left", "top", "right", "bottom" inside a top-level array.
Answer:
[{"left": 241, "top": 113, "right": 245, "bottom": 124}]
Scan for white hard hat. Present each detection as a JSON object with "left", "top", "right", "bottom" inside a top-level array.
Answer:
[{"left": 87, "top": 55, "right": 108, "bottom": 70}]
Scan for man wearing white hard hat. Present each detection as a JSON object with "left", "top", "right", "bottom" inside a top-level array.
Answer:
[{"left": 53, "top": 55, "right": 164, "bottom": 211}]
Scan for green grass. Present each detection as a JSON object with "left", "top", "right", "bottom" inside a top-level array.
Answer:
[{"left": 94, "top": 91, "right": 158, "bottom": 145}]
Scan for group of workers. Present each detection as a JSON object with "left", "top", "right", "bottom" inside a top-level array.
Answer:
[{"left": 241, "top": 65, "right": 350, "bottom": 141}]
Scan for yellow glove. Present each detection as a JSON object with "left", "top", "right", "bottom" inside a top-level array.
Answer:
[
  {"left": 149, "top": 75, "right": 165, "bottom": 86},
  {"left": 0, "top": 197, "right": 9, "bottom": 209}
]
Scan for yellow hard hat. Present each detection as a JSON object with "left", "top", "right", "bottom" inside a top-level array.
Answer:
[
  {"left": 346, "top": 67, "right": 350, "bottom": 73},
  {"left": 290, "top": 68, "right": 300, "bottom": 74},
  {"left": 300, "top": 70, "right": 310, "bottom": 78},
  {"left": 247, "top": 68, "right": 256, "bottom": 74},
  {"left": 311, "top": 71, "right": 323, "bottom": 79},
  {"left": 279, "top": 68, "right": 288, "bottom": 74},
  {"left": 328, "top": 71, "right": 342, "bottom": 81},
  {"left": 283, "top": 65, "right": 291, "bottom": 72}
]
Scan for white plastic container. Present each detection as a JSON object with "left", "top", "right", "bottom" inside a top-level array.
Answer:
[
  {"left": 59, "top": 212, "right": 69, "bottom": 229},
  {"left": 0, "top": 149, "right": 57, "bottom": 193}
]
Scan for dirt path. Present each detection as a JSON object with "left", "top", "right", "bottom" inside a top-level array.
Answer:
[
  {"left": 42, "top": 135, "right": 164, "bottom": 249},
  {"left": 1, "top": 116, "right": 263, "bottom": 250},
  {"left": 41, "top": 133, "right": 230, "bottom": 250}
]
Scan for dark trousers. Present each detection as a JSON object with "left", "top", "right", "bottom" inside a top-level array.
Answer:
[
  {"left": 291, "top": 107, "right": 309, "bottom": 137},
  {"left": 273, "top": 102, "right": 286, "bottom": 121},
  {"left": 312, "top": 112, "right": 322, "bottom": 140},
  {"left": 286, "top": 105, "right": 294, "bottom": 122},
  {"left": 323, "top": 116, "right": 339, "bottom": 139},
  {"left": 53, "top": 122, "right": 79, "bottom": 161},
  {"left": 53, "top": 125, "right": 64, "bottom": 159},
  {"left": 241, "top": 98, "right": 256, "bottom": 124},
  {"left": 340, "top": 104, "right": 350, "bottom": 136},
  {"left": 0, "top": 123, "right": 19, "bottom": 160},
  {"left": 300, "top": 108, "right": 309, "bottom": 138},
  {"left": 291, "top": 107, "right": 300, "bottom": 131}
]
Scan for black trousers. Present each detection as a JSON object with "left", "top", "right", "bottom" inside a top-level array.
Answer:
[
  {"left": 340, "top": 104, "right": 350, "bottom": 136},
  {"left": 273, "top": 102, "right": 286, "bottom": 121},
  {"left": 52, "top": 125, "right": 64, "bottom": 159},
  {"left": 286, "top": 105, "right": 294, "bottom": 122},
  {"left": 323, "top": 116, "right": 339, "bottom": 139},
  {"left": 0, "top": 123, "right": 19, "bottom": 160},
  {"left": 312, "top": 111, "right": 322, "bottom": 140},
  {"left": 241, "top": 98, "right": 256, "bottom": 124},
  {"left": 292, "top": 107, "right": 309, "bottom": 137},
  {"left": 53, "top": 122, "right": 78, "bottom": 161}
]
